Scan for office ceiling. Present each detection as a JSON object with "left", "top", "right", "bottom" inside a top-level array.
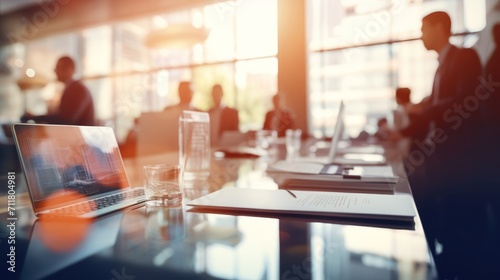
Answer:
[
  {"left": 0, "top": 0, "right": 38, "bottom": 14},
  {"left": 0, "top": 0, "right": 223, "bottom": 46}
]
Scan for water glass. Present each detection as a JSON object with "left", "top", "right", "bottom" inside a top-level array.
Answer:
[
  {"left": 144, "top": 164, "right": 183, "bottom": 207},
  {"left": 256, "top": 130, "right": 277, "bottom": 153},
  {"left": 179, "top": 111, "right": 211, "bottom": 180},
  {"left": 286, "top": 129, "right": 302, "bottom": 155}
]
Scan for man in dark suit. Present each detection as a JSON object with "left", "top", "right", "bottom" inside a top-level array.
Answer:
[
  {"left": 209, "top": 84, "right": 239, "bottom": 136},
  {"left": 392, "top": 12, "right": 483, "bottom": 189},
  {"left": 393, "top": 11, "right": 494, "bottom": 279},
  {"left": 22, "top": 56, "right": 95, "bottom": 126},
  {"left": 485, "top": 23, "right": 500, "bottom": 127},
  {"left": 415, "top": 11, "right": 482, "bottom": 185}
]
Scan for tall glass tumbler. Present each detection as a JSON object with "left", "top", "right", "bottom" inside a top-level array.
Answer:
[{"left": 179, "top": 111, "right": 211, "bottom": 180}]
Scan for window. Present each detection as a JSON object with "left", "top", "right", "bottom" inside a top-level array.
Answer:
[
  {"left": 2, "top": 0, "right": 278, "bottom": 141},
  {"left": 307, "top": 0, "right": 486, "bottom": 138}
]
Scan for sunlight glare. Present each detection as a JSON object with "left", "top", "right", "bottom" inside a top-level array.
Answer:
[
  {"left": 26, "top": 68, "right": 35, "bottom": 77},
  {"left": 464, "top": 0, "right": 486, "bottom": 32}
]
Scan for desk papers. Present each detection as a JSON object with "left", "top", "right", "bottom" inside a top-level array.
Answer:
[
  {"left": 267, "top": 161, "right": 397, "bottom": 193},
  {"left": 188, "top": 188, "right": 416, "bottom": 222}
]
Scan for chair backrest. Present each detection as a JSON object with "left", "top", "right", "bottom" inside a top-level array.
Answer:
[{"left": 137, "top": 111, "right": 179, "bottom": 156}]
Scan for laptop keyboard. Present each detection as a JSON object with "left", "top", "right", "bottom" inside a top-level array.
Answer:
[{"left": 47, "top": 188, "right": 145, "bottom": 217}]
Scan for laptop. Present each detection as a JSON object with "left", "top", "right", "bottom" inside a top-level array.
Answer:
[
  {"left": 327, "top": 101, "right": 386, "bottom": 165},
  {"left": 12, "top": 123, "right": 145, "bottom": 218},
  {"left": 267, "top": 101, "right": 397, "bottom": 191}
]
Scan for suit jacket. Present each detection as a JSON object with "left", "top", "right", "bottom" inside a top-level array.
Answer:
[
  {"left": 430, "top": 46, "right": 482, "bottom": 135},
  {"left": 209, "top": 106, "right": 239, "bottom": 136},
  {"left": 218, "top": 107, "right": 239, "bottom": 136},
  {"left": 481, "top": 46, "right": 500, "bottom": 176},
  {"left": 30, "top": 80, "right": 95, "bottom": 126},
  {"left": 485, "top": 47, "right": 500, "bottom": 125},
  {"left": 263, "top": 108, "right": 295, "bottom": 137},
  {"left": 401, "top": 45, "right": 482, "bottom": 141},
  {"left": 401, "top": 45, "right": 483, "bottom": 190}
]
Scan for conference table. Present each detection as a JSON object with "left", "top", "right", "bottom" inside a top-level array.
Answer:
[{"left": 0, "top": 139, "right": 437, "bottom": 280}]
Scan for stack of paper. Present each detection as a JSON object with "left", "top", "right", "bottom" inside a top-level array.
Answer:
[
  {"left": 187, "top": 188, "right": 416, "bottom": 222},
  {"left": 267, "top": 160, "right": 398, "bottom": 193}
]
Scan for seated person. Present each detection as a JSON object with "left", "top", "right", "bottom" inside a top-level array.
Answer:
[
  {"left": 263, "top": 93, "right": 295, "bottom": 137},
  {"left": 208, "top": 84, "right": 239, "bottom": 136},
  {"left": 374, "top": 117, "right": 390, "bottom": 141},
  {"left": 393, "top": 87, "right": 413, "bottom": 130},
  {"left": 163, "top": 81, "right": 196, "bottom": 115},
  {"left": 392, "top": 87, "right": 414, "bottom": 155},
  {"left": 21, "top": 56, "right": 95, "bottom": 126}
]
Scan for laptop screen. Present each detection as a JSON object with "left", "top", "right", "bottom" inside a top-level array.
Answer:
[
  {"left": 328, "top": 100, "right": 345, "bottom": 161},
  {"left": 13, "top": 124, "right": 130, "bottom": 213}
]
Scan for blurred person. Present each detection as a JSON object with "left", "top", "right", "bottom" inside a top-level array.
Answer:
[
  {"left": 484, "top": 24, "right": 500, "bottom": 168},
  {"left": 484, "top": 23, "right": 500, "bottom": 125},
  {"left": 391, "top": 11, "right": 492, "bottom": 279},
  {"left": 374, "top": 117, "right": 390, "bottom": 141},
  {"left": 391, "top": 11, "right": 484, "bottom": 190},
  {"left": 21, "top": 56, "right": 95, "bottom": 126},
  {"left": 392, "top": 87, "right": 412, "bottom": 130},
  {"left": 263, "top": 93, "right": 295, "bottom": 137},
  {"left": 483, "top": 22, "right": 500, "bottom": 255},
  {"left": 163, "top": 81, "right": 194, "bottom": 114},
  {"left": 135, "top": 82, "right": 194, "bottom": 156},
  {"left": 391, "top": 87, "right": 416, "bottom": 156},
  {"left": 208, "top": 84, "right": 239, "bottom": 136}
]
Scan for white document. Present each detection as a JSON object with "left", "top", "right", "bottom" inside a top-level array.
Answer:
[{"left": 188, "top": 188, "right": 416, "bottom": 222}]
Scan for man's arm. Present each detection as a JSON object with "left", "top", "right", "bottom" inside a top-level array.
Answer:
[
  {"left": 398, "top": 97, "right": 432, "bottom": 138},
  {"left": 427, "top": 48, "right": 482, "bottom": 121}
]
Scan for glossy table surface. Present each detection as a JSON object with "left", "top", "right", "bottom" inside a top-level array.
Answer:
[{"left": 0, "top": 140, "right": 437, "bottom": 280}]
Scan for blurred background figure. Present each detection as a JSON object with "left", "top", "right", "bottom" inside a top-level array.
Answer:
[
  {"left": 390, "top": 11, "right": 491, "bottom": 279},
  {"left": 391, "top": 87, "right": 414, "bottom": 155},
  {"left": 133, "top": 80, "right": 195, "bottom": 155},
  {"left": 209, "top": 84, "right": 239, "bottom": 136},
  {"left": 483, "top": 22, "right": 500, "bottom": 244},
  {"left": 164, "top": 81, "right": 195, "bottom": 115},
  {"left": 393, "top": 87, "right": 413, "bottom": 130},
  {"left": 484, "top": 23, "right": 500, "bottom": 126},
  {"left": 374, "top": 117, "right": 390, "bottom": 141},
  {"left": 263, "top": 93, "right": 295, "bottom": 137},
  {"left": 21, "top": 56, "right": 95, "bottom": 126}
]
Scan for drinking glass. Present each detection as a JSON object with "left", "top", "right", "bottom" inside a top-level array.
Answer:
[
  {"left": 179, "top": 111, "right": 211, "bottom": 180},
  {"left": 256, "top": 130, "right": 277, "bottom": 153},
  {"left": 286, "top": 129, "right": 302, "bottom": 155},
  {"left": 143, "top": 164, "right": 183, "bottom": 207}
]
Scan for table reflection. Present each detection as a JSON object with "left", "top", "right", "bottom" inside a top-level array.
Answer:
[
  {"left": 145, "top": 206, "right": 185, "bottom": 242},
  {"left": 105, "top": 206, "right": 434, "bottom": 280},
  {"left": 2, "top": 142, "right": 437, "bottom": 280},
  {"left": 113, "top": 208, "right": 280, "bottom": 279}
]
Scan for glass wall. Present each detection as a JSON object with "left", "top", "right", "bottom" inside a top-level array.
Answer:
[
  {"left": 307, "top": 0, "right": 486, "bottom": 138},
  {"left": 1, "top": 0, "right": 491, "bottom": 141},
  {"left": 0, "top": 0, "right": 277, "bottom": 142}
]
